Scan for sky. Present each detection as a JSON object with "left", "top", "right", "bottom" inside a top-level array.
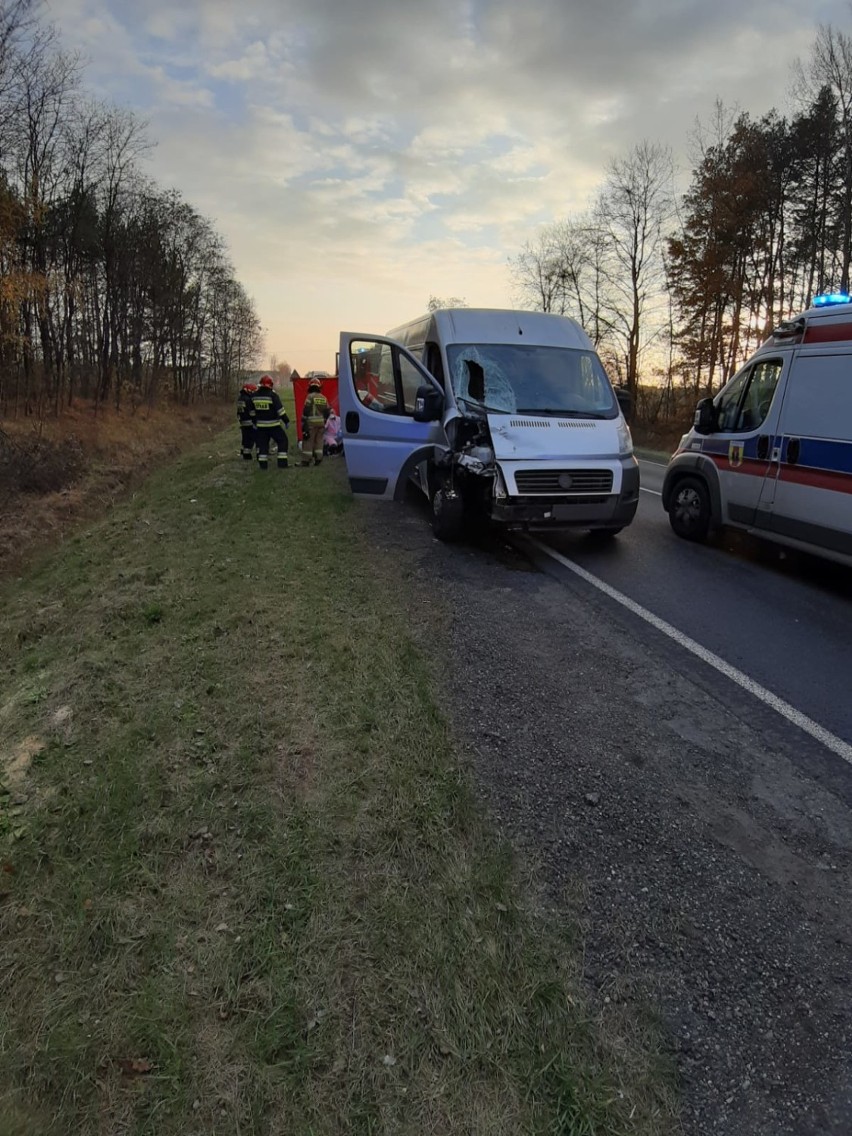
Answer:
[{"left": 42, "top": 0, "right": 852, "bottom": 374}]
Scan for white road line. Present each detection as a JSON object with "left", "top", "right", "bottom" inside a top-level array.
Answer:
[
  {"left": 528, "top": 537, "right": 852, "bottom": 766},
  {"left": 640, "top": 487, "right": 662, "bottom": 495}
]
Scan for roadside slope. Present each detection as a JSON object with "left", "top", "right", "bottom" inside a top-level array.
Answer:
[
  {"left": 0, "top": 437, "right": 675, "bottom": 1135},
  {"left": 0, "top": 402, "right": 230, "bottom": 580}
]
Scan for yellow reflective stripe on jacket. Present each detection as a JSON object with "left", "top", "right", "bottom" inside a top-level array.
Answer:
[{"left": 305, "top": 394, "right": 328, "bottom": 425}]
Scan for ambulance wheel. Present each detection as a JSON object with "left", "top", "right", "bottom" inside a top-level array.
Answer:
[
  {"left": 669, "top": 476, "right": 711, "bottom": 542},
  {"left": 432, "top": 487, "right": 465, "bottom": 542}
]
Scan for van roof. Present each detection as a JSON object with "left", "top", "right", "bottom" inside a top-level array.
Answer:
[{"left": 390, "top": 307, "right": 594, "bottom": 350}]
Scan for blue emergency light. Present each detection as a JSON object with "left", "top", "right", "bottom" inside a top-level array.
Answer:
[{"left": 812, "top": 291, "right": 852, "bottom": 306}]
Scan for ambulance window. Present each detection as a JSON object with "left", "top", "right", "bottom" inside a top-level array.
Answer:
[
  {"left": 737, "top": 360, "right": 782, "bottom": 431},
  {"left": 714, "top": 371, "right": 750, "bottom": 432},
  {"left": 715, "top": 360, "right": 782, "bottom": 432}
]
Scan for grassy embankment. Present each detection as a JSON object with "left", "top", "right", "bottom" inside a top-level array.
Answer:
[
  {"left": 0, "top": 415, "right": 677, "bottom": 1134},
  {"left": 0, "top": 400, "right": 231, "bottom": 578}
]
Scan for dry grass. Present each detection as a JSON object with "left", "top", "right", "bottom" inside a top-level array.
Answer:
[{"left": 0, "top": 398, "right": 231, "bottom": 579}]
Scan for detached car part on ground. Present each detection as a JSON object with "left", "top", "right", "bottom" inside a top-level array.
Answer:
[{"left": 336, "top": 308, "right": 640, "bottom": 542}]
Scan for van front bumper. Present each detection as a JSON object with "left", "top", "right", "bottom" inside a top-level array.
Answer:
[{"left": 490, "top": 458, "right": 639, "bottom": 530}]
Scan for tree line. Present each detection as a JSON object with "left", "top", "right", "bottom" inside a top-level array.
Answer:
[
  {"left": 0, "top": 0, "right": 262, "bottom": 418},
  {"left": 510, "top": 24, "right": 852, "bottom": 421}
]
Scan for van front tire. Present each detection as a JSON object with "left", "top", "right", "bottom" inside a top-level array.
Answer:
[
  {"left": 669, "top": 476, "right": 711, "bottom": 542},
  {"left": 432, "top": 487, "right": 465, "bottom": 542}
]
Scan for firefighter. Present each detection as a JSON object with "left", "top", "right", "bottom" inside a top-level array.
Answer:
[
  {"left": 301, "top": 377, "right": 331, "bottom": 466},
  {"left": 251, "top": 375, "right": 290, "bottom": 470},
  {"left": 237, "top": 381, "right": 258, "bottom": 460}
]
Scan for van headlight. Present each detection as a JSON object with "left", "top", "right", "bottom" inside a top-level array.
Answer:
[
  {"left": 617, "top": 419, "right": 633, "bottom": 456},
  {"left": 493, "top": 467, "right": 508, "bottom": 500}
]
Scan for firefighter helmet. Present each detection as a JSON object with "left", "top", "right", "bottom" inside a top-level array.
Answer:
[
  {"left": 308, "top": 377, "right": 322, "bottom": 390},
  {"left": 242, "top": 382, "right": 258, "bottom": 393},
  {"left": 259, "top": 375, "right": 275, "bottom": 388}
]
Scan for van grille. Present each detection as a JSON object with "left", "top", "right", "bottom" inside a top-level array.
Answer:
[
  {"left": 509, "top": 418, "right": 551, "bottom": 428},
  {"left": 557, "top": 420, "right": 597, "bottom": 429},
  {"left": 514, "top": 469, "right": 614, "bottom": 495}
]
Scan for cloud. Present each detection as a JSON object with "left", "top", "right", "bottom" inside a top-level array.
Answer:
[
  {"left": 208, "top": 41, "right": 271, "bottom": 81},
  {"left": 41, "top": 0, "right": 852, "bottom": 369}
]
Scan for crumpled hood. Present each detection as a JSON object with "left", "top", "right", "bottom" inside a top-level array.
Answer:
[{"left": 486, "top": 414, "right": 618, "bottom": 460}]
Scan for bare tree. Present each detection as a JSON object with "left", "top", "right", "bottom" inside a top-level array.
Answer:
[
  {"left": 508, "top": 225, "right": 567, "bottom": 314},
  {"left": 426, "top": 294, "right": 467, "bottom": 311},
  {"left": 795, "top": 24, "right": 852, "bottom": 290},
  {"left": 0, "top": 1, "right": 266, "bottom": 418},
  {"left": 596, "top": 140, "right": 675, "bottom": 399},
  {"left": 509, "top": 217, "right": 614, "bottom": 347}
]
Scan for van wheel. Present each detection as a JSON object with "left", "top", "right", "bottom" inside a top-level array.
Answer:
[
  {"left": 669, "top": 476, "right": 711, "bottom": 542},
  {"left": 432, "top": 487, "right": 465, "bottom": 542}
]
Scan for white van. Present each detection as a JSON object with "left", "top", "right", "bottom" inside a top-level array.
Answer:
[
  {"left": 662, "top": 293, "right": 852, "bottom": 567},
  {"left": 336, "top": 308, "right": 639, "bottom": 541}
]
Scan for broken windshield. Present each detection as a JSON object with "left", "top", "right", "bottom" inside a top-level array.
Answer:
[{"left": 446, "top": 343, "right": 618, "bottom": 418}]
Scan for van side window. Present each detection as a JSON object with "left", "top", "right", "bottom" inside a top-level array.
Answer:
[
  {"left": 349, "top": 339, "right": 427, "bottom": 416},
  {"left": 424, "top": 342, "right": 445, "bottom": 388},
  {"left": 351, "top": 342, "right": 396, "bottom": 413},
  {"left": 399, "top": 355, "right": 422, "bottom": 414},
  {"left": 715, "top": 360, "right": 782, "bottom": 432}
]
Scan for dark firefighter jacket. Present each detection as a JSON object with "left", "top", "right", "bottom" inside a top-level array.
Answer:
[
  {"left": 251, "top": 388, "right": 290, "bottom": 429},
  {"left": 237, "top": 389, "right": 255, "bottom": 425}
]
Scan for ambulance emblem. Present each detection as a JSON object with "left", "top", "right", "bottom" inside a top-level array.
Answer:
[{"left": 728, "top": 442, "right": 744, "bottom": 468}]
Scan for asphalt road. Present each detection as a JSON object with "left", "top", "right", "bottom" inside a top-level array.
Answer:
[{"left": 533, "top": 457, "right": 852, "bottom": 764}]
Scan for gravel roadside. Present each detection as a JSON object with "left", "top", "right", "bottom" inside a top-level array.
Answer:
[{"left": 359, "top": 490, "right": 852, "bottom": 1136}]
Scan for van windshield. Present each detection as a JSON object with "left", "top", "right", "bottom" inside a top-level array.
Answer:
[{"left": 445, "top": 343, "right": 618, "bottom": 418}]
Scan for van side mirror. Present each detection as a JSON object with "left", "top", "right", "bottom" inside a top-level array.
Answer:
[
  {"left": 413, "top": 384, "right": 443, "bottom": 422},
  {"left": 615, "top": 387, "right": 633, "bottom": 422},
  {"left": 694, "top": 397, "right": 716, "bottom": 435}
]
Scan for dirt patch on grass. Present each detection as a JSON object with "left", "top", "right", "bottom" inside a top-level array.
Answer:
[{"left": 0, "top": 735, "right": 45, "bottom": 790}]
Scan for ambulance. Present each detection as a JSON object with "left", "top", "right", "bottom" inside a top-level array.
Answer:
[
  {"left": 336, "top": 308, "right": 639, "bottom": 541},
  {"left": 662, "top": 292, "right": 852, "bottom": 567}
]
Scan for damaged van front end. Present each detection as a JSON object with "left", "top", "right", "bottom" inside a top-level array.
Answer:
[
  {"left": 337, "top": 309, "right": 641, "bottom": 542},
  {"left": 434, "top": 406, "right": 639, "bottom": 535}
]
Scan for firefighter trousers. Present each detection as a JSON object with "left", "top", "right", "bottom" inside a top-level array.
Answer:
[
  {"left": 239, "top": 424, "right": 255, "bottom": 459},
  {"left": 301, "top": 422, "right": 324, "bottom": 464},
  {"left": 256, "top": 425, "right": 289, "bottom": 468}
]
